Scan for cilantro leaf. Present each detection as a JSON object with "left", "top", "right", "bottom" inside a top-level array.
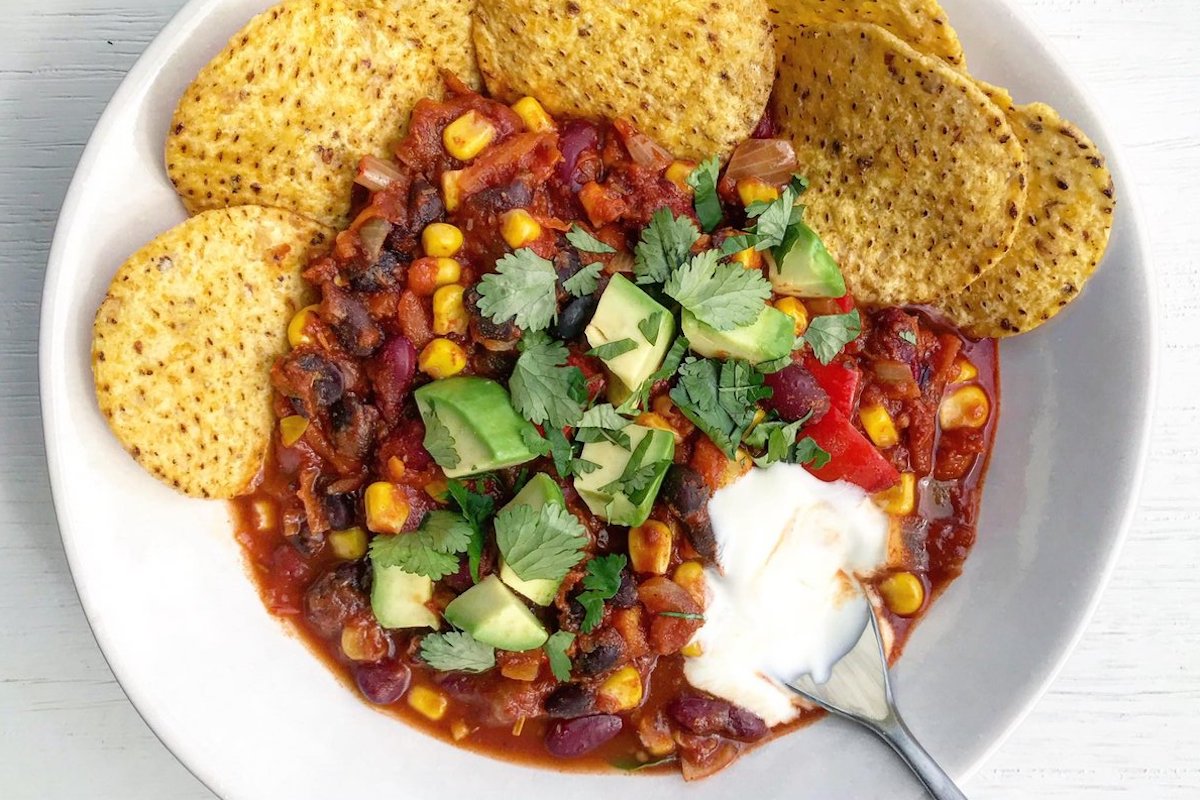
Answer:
[
  {"left": 664, "top": 249, "right": 772, "bottom": 331},
  {"left": 599, "top": 432, "right": 659, "bottom": 505},
  {"left": 588, "top": 338, "right": 638, "bottom": 360},
  {"left": 633, "top": 208, "right": 700, "bottom": 285},
  {"left": 562, "top": 262, "right": 604, "bottom": 297},
  {"left": 575, "top": 404, "right": 632, "bottom": 448},
  {"left": 616, "top": 335, "right": 690, "bottom": 415},
  {"left": 545, "top": 427, "right": 599, "bottom": 479},
  {"left": 476, "top": 249, "right": 559, "bottom": 332},
  {"left": 801, "top": 310, "right": 862, "bottom": 365},
  {"left": 749, "top": 189, "right": 803, "bottom": 251},
  {"left": 657, "top": 611, "right": 705, "bottom": 620},
  {"left": 420, "top": 630, "right": 495, "bottom": 673},
  {"left": 638, "top": 311, "right": 664, "bottom": 346},
  {"left": 898, "top": 329, "right": 918, "bottom": 345},
  {"left": 520, "top": 426, "right": 552, "bottom": 458},
  {"left": 511, "top": 332, "right": 587, "bottom": 429},
  {"left": 686, "top": 156, "right": 722, "bottom": 232},
  {"left": 368, "top": 510, "right": 473, "bottom": 580},
  {"left": 577, "top": 554, "right": 627, "bottom": 634},
  {"left": 793, "top": 436, "right": 831, "bottom": 469},
  {"left": 566, "top": 225, "right": 616, "bottom": 254},
  {"left": 447, "top": 480, "right": 494, "bottom": 583},
  {"left": 669, "top": 358, "right": 771, "bottom": 458},
  {"left": 422, "top": 401, "right": 460, "bottom": 470},
  {"left": 719, "top": 232, "right": 758, "bottom": 256},
  {"left": 544, "top": 631, "right": 575, "bottom": 681},
  {"left": 495, "top": 503, "right": 588, "bottom": 582}
]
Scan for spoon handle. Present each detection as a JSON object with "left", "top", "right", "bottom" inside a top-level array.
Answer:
[{"left": 875, "top": 713, "right": 968, "bottom": 800}]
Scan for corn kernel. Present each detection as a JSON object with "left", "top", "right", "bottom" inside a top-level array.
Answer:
[
  {"left": 953, "top": 357, "right": 979, "bottom": 384},
  {"left": 511, "top": 96, "right": 555, "bottom": 133},
  {"left": 511, "top": 716, "right": 527, "bottom": 736},
  {"left": 424, "top": 477, "right": 450, "bottom": 501},
  {"left": 880, "top": 571, "right": 926, "bottom": 616},
  {"left": 450, "top": 720, "right": 474, "bottom": 741},
  {"left": 443, "top": 110, "right": 496, "bottom": 161},
  {"left": 737, "top": 178, "right": 780, "bottom": 206},
  {"left": 407, "top": 686, "right": 449, "bottom": 720},
  {"left": 441, "top": 169, "right": 463, "bottom": 212},
  {"left": 629, "top": 520, "right": 673, "bottom": 575},
  {"left": 364, "top": 481, "right": 410, "bottom": 534},
  {"left": 250, "top": 499, "right": 276, "bottom": 532},
  {"left": 432, "top": 284, "right": 468, "bottom": 336},
  {"left": 665, "top": 160, "right": 697, "bottom": 192},
  {"left": 421, "top": 223, "right": 464, "bottom": 257},
  {"left": 729, "top": 246, "right": 763, "bottom": 270},
  {"left": 673, "top": 561, "right": 706, "bottom": 606},
  {"left": 340, "top": 620, "right": 385, "bottom": 662},
  {"left": 385, "top": 455, "right": 406, "bottom": 482},
  {"left": 431, "top": 257, "right": 462, "bottom": 290},
  {"left": 637, "top": 715, "right": 677, "bottom": 757},
  {"left": 287, "top": 304, "right": 320, "bottom": 347},
  {"left": 634, "top": 411, "right": 683, "bottom": 444},
  {"left": 680, "top": 641, "right": 704, "bottom": 658},
  {"left": 873, "top": 473, "right": 916, "bottom": 515},
  {"left": 939, "top": 385, "right": 991, "bottom": 430},
  {"left": 597, "top": 666, "right": 643, "bottom": 712},
  {"left": 500, "top": 208, "right": 542, "bottom": 249},
  {"left": 859, "top": 404, "right": 900, "bottom": 449},
  {"left": 774, "top": 297, "right": 809, "bottom": 336},
  {"left": 418, "top": 338, "right": 468, "bottom": 379},
  {"left": 329, "top": 526, "right": 368, "bottom": 560},
  {"left": 279, "top": 415, "right": 309, "bottom": 447}
]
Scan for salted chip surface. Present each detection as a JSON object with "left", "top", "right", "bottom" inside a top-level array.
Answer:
[
  {"left": 941, "top": 102, "right": 1115, "bottom": 336},
  {"left": 773, "top": 23, "right": 1027, "bottom": 306},
  {"left": 768, "top": 0, "right": 965, "bottom": 66},
  {"left": 472, "top": 0, "right": 775, "bottom": 161},
  {"left": 166, "top": 0, "right": 477, "bottom": 228},
  {"left": 92, "top": 206, "right": 331, "bottom": 498}
]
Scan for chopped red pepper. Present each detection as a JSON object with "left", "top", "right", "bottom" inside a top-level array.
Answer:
[
  {"left": 804, "top": 357, "right": 861, "bottom": 418},
  {"left": 803, "top": 407, "right": 901, "bottom": 493},
  {"left": 835, "top": 293, "right": 855, "bottom": 313}
]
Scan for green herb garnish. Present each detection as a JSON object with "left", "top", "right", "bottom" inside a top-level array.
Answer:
[
  {"left": 577, "top": 554, "right": 627, "bottom": 634},
  {"left": 422, "top": 400, "right": 460, "bottom": 469},
  {"left": 898, "top": 329, "right": 918, "bottom": 345},
  {"left": 575, "top": 403, "right": 632, "bottom": 448},
  {"left": 495, "top": 503, "right": 588, "bottom": 582},
  {"left": 588, "top": 338, "right": 639, "bottom": 360},
  {"left": 511, "top": 332, "right": 587, "bottom": 429},
  {"left": 446, "top": 479, "right": 495, "bottom": 583},
  {"left": 544, "top": 631, "right": 575, "bottom": 681},
  {"left": 669, "top": 357, "right": 771, "bottom": 458},
  {"left": 633, "top": 208, "right": 700, "bottom": 285},
  {"left": 562, "top": 261, "right": 604, "bottom": 297},
  {"left": 638, "top": 311, "right": 665, "bottom": 346},
  {"left": 476, "top": 249, "right": 559, "bottom": 332},
  {"left": 419, "top": 630, "right": 496, "bottom": 673},
  {"left": 664, "top": 250, "right": 772, "bottom": 331},
  {"left": 368, "top": 510, "right": 472, "bottom": 580},
  {"left": 801, "top": 310, "right": 862, "bottom": 365},
  {"left": 686, "top": 156, "right": 722, "bottom": 232},
  {"left": 745, "top": 418, "right": 830, "bottom": 469},
  {"left": 566, "top": 225, "right": 616, "bottom": 254},
  {"left": 657, "top": 611, "right": 705, "bottom": 621}
]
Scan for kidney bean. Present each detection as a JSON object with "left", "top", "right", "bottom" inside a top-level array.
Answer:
[
  {"left": 544, "top": 714, "right": 623, "bottom": 757},
  {"left": 543, "top": 683, "right": 595, "bottom": 718},
  {"left": 354, "top": 661, "right": 411, "bottom": 705},
  {"left": 764, "top": 363, "right": 830, "bottom": 423},
  {"left": 668, "top": 696, "right": 768, "bottom": 742}
]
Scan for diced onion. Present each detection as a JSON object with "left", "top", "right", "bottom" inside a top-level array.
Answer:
[
  {"left": 355, "top": 155, "right": 403, "bottom": 192},
  {"left": 618, "top": 121, "right": 673, "bottom": 169},
  {"left": 723, "top": 138, "right": 798, "bottom": 186},
  {"left": 357, "top": 217, "right": 392, "bottom": 262},
  {"left": 872, "top": 359, "right": 916, "bottom": 385}
]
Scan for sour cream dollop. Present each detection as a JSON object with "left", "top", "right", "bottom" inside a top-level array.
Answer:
[{"left": 683, "top": 463, "right": 889, "bottom": 726}]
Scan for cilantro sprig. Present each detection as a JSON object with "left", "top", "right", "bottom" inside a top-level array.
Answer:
[
  {"left": 476, "top": 249, "right": 559, "bottom": 331},
  {"left": 574, "top": 404, "right": 633, "bottom": 448},
  {"left": 422, "top": 400, "right": 460, "bottom": 470},
  {"left": 633, "top": 208, "right": 700, "bottom": 285},
  {"left": 664, "top": 250, "right": 771, "bottom": 331},
  {"left": 368, "top": 510, "right": 473, "bottom": 580},
  {"left": 419, "top": 630, "right": 496, "bottom": 673},
  {"left": 744, "top": 418, "right": 831, "bottom": 469},
  {"left": 566, "top": 225, "right": 616, "bottom": 254},
  {"left": 801, "top": 310, "right": 862, "bottom": 365},
  {"left": 446, "top": 479, "right": 495, "bottom": 583},
  {"left": 544, "top": 630, "right": 575, "bottom": 681},
  {"left": 686, "top": 157, "right": 722, "bottom": 232},
  {"left": 495, "top": 503, "right": 588, "bottom": 582},
  {"left": 510, "top": 332, "right": 587, "bottom": 429},
  {"left": 577, "top": 554, "right": 627, "bottom": 634},
  {"left": 562, "top": 262, "right": 604, "bottom": 297},
  {"left": 669, "top": 357, "right": 771, "bottom": 458}
]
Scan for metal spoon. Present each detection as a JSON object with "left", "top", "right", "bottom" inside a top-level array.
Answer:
[{"left": 778, "top": 609, "right": 968, "bottom": 800}]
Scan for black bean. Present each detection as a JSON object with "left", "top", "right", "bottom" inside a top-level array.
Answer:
[
  {"left": 355, "top": 661, "right": 411, "bottom": 705},
  {"left": 544, "top": 715, "right": 623, "bottom": 757},
  {"left": 611, "top": 571, "right": 638, "bottom": 608},
  {"left": 572, "top": 643, "right": 620, "bottom": 677},
  {"left": 543, "top": 683, "right": 595, "bottom": 718},
  {"left": 555, "top": 295, "right": 598, "bottom": 340}
]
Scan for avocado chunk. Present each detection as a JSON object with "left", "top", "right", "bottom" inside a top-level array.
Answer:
[
  {"left": 682, "top": 306, "right": 795, "bottom": 365},
  {"left": 443, "top": 575, "right": 549, "bottom": 651},
  {"left": 769, "top": 219, "right": 847, "bottom": 298},
  {"left": 574, "top": 424, "right": 675, "bottom": 527},
  {"left": 414, "top": 377, "right": 540, "bottom": 479},
  {"left": 585, "top": 274, "right": 675, "bottom": 391},
  {"left": 498, "top": 474, "right": 566, "bottom": 606},
  {"left": 371, "top": 563, "right": 439, "bottom": 629}
]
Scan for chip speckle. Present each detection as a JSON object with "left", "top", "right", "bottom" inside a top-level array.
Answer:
[
  {"left": 92, "top": 206, "right": 331, "bottom": 498},
  {"left": 769, "top": 0, "right": 965, "bottom": 66}
]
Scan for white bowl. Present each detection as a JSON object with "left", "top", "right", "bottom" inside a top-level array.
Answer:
[{"left": 39, "top": 1, "right": 1155, "bottom": 797}]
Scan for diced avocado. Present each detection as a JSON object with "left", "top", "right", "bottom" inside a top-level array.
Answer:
[
  {"left": 414, "top": 377, "right": 539, "bottom": 479},
  {"left": 574, "top": 424, "right": 675, "bottom": 527},
  {"left": 585, "top": 274, "right": 675, "bottom": 391},
  {"left": 769, "top": 219, "right": 846, "bottom": 298},
  {"left": 682, "top": 306, "right": 795, "bottom": 365},
  {"left": 444, "top": 575, "right": 549, "bottom": 651},
  {"left": 371, "top": 563, "right": 439, "bottom": 630},
  {"left": 498, "top": 474, "right": 566, "bottom": 606}
]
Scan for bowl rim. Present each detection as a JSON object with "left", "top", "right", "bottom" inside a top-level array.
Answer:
[{"left": 37, "top": 0, "right": 1158, "bottom": 797}]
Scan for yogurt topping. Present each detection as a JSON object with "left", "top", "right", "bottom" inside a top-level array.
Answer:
[{"left": 683, "top": 463, "right": 889, "bottom": 725}]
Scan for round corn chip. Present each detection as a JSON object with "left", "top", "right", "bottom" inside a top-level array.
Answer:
[
  {"left": 768, "top": 0, "right": 965, "bottom": 66},
  {"left": 166, "top": 0, "right": 478, "bottom": 228},
  {"left": 940, "top": 102, "right": 1115, "bottom": 337},
  {"left": 92, "top": 206, "right": 332, "bottom": 499},
  {"left": 472, "top": 0, "right": 775, "bottom": 161},
  {"left": 773, "top": 23, "right": 1028, "bottom": 306}
]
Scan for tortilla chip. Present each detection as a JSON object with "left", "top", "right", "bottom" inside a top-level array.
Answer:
[
  {"left": 773, "top": 23, "right": 1027, "bottom": 306},
  {"left": 92, "top": 206, "right": 331, "bottom": 498},
  {"left": 768, "top": 0, "right": 965, "bottom": 66},
  {"left": 472, "top": 0, "right": 775, "bottom": 161},
  {"left": 166, "top": 0, "right": 477, "bottom": 228},
  {"left": 940, "top": 103, "right": 1115, "bottom": 336}
]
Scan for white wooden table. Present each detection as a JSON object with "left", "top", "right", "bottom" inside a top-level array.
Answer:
[{"left": 2, "top": 1, "right": 1198, "bottom": 797}]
